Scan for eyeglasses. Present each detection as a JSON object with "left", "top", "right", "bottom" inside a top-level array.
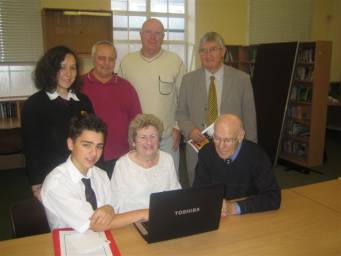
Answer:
[
  {"left": 136, "top": 134, "right": 159, "bottom": 142},
  {"left": 199, "top": 47, "right": 222, "bottom": 55},
  {"left": 142, "top": 30, "right": 164, "bottom": 39},
  {"left": 212, "top": 135, "right": 238, "bottom": 145}
]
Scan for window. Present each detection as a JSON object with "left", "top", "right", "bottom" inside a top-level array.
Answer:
[
  {"left": 0, "top": 0, "right": 41, "bottom": 99},
  {"left": 111, "top": 0, "right": 194, "bottom": 69},
  {"left": 0, "top": 0, "right": 43, "bottom": 63}
]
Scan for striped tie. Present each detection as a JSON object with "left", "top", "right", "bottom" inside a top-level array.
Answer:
[{"left": 207, "top": 76, "right": 218, "bottom": 125}]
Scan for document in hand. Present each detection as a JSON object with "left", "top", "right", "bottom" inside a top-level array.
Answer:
[
  {"left": 187, "top": 123, "right": 214, "bottom": 153},
  {"left": 52, "top": 228, "right": 121, "bottom": 256}
]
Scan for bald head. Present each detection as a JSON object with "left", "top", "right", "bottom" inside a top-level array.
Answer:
[
  {"left": 215, "top": 114, "right": 244, "bottom": 138},
  {"left": 213, "top": 114, "right": 245, "bottom": 160},
  {"left": 140, "top": 18, "right": 165, "bottom": 58},
  {"left": 141, "top": 18, "right": 164, "bottom": 32}
]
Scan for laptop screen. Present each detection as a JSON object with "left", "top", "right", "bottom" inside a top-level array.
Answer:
[{"left": 136, "top": 184, "right": 224, "bottom": 243}]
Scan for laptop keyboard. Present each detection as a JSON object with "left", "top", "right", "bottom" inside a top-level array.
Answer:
[{"left": 141, "top": 221, "right": 149, "bottom": 230}]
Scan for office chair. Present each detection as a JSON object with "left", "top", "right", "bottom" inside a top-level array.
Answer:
[{"left": 9, "top": 197, "right": 50, "bottom": 238}]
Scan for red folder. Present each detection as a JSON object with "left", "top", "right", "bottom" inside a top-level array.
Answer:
[{"left": 52, "top": 228, "right": 121, "bottom": 256}]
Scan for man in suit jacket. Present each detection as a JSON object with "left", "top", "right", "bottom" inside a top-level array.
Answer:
[{"left": 176, "top": 32, "right": 257, "bottom": 185}]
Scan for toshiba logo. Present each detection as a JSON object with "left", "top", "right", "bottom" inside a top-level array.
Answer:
[{"left": 175, "top": 207, "right": 200, "bottom": 216}]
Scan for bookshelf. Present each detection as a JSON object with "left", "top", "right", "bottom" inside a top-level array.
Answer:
[
  {"left": 0, "top": 99, "right": 25, "bottom": 129},
  {"left": 280, "top": 41, "right": 332, "bottom": 167},
  {"left": 0, "top": 99, "right": 25, "bottom": 170},
  {"left": 224, "top": 45, "right": 257, "bottom": 76}
]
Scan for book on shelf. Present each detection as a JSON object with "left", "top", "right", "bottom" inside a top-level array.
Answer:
[
  {"left": 0, "top": 102, "right": 17, "bottom": 119},
  {"left": 187, "top": 123, "right": 214, "bottom": 153},
  {"left": 297, "top": 48, "right": 314, "bottom": 63},
  {"left": 290, "top": 85, "right": 312, "bottom": 102},
  {"left": 282, "top": 139, "right": 307, "bottom": 157},
  {"left": 287, "top": 105, "right": 311, "bottom": 120},
  {"left": 286, "top": 122, "right": 310, "bottom": 137},
  {"left": 295, "top": 66, "right": 314, "bottom": 81}
]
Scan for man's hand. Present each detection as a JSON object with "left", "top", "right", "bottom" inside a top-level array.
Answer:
[
  {"left": 90, "top": 205, "right": 114, "bottom": 231},
  {"left": 32, "top": 184, "right": 42, "bottom": 201},
  {"left": 221, "top": 199, "right": 237, "bottom": 217},
  {"left": 189, "top": 128, "right": 206, "bottom": 143},
  {"left": 172, "top": 128, "right": 181, "bottom": 151}
]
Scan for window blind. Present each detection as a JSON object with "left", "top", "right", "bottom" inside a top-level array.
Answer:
[{"left": 0, "top": 0, "right": 43, "bottom": 63}]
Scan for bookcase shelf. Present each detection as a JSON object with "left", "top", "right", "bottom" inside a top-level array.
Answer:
[
  {"left": 0, "top": 100, "right": 24, "bottom": 129},
  {"left": 284, "top": 133, "right": 309, "bottom": 142},
  {"left": 223, "top": 41, "right": 331, "bottom": 168},
  {"left": 280, "top": 41, "right": 332, "bottom": 167},
  {"left": 0, "top": 100, "right": 24, "bottom": 168},
  {"left": 224, "top": 45, "right": 258, "bottom": 77},
  {"left": 280, "top": 152, "right": 308, "bottom": 166}
]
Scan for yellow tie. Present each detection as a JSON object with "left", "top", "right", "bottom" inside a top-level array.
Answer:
[{"left": 207, "top": 76, "right": 218, "bottom": 125}]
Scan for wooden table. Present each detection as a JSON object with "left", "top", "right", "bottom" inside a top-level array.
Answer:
[
  {"left": 291, "top": 179, "right": 341, "bottom": 213},
  {"left": 1, "top": 184, "right": 341, "bottom": 256}
]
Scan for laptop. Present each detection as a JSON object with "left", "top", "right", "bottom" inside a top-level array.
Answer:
[{"left": 134, "top": 184, "right": 224, "bottom": 243}]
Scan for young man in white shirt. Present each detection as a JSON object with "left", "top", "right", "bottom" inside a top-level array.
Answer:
[{"left": 41, "top": 114, "right": 148, "bottom": 232}]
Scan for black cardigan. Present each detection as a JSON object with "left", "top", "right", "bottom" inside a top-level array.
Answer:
[
  {"left": 193, "top": 140, "right": 281, "bottom": 214},
  {"left": 21, "top": 90, "right": 94, "bottom": 185}
]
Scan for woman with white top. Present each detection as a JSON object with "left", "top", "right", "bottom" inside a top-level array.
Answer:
[{"left": 111, "top": 113, "right": 181, "bottom": 213}]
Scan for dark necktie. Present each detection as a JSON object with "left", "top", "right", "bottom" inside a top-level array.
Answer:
[{"left": 81, "top": 178, "right": 97, "bottom": 210}]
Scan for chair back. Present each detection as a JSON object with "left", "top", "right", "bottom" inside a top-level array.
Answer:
[{"left": 9, "top": 197, "right": 50, "bottom": 238}]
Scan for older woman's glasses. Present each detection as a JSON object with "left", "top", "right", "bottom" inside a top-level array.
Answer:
[{"left": 136, "top": 134, "right": 159, "bottom": 142}]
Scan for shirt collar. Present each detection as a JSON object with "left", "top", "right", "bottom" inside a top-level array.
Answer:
[
  {"left": 230, "top": 140, "right": 243, "bottom": 162},
  {"left": 86, "top": 69, "right": 117, "bottom": 85},
  {"left": 46, "top": 90, "right": 80, "bottom": 101},
  {"left": 204, "top": 65, "right": 224, "bottom": 80},
  {"left": 66, "top": 156, "right": 94, "bottom": 183}
]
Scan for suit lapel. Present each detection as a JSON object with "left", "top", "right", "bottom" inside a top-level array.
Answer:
[
  {"left": 221, "top": 65, "right": 233, "bottom": 112},
  {"left": 197, "top": 68, "right": 207, "bottom": 99}
]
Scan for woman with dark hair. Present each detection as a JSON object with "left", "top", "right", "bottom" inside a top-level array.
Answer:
[{"left": 21, "top": 45, "right": 94, "bottom": 201}]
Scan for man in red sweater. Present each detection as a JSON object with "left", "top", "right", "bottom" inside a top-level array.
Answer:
[{"left": 82, "top": 41, "right": 141, "bottom": 178}]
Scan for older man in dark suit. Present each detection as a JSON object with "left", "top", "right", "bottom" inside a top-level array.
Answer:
[{"left": 176, "top": 32, "right": 257, "bottom": 185}]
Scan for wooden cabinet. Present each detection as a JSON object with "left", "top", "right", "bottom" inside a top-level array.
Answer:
[
  {"left": 42, "top": 8, "right": 113, "bottom": 55},
  {"left": 0, "top": 99, "right": 25, "bottom": 169},
  {"left": 280, "top": 41, "right": 332, "bottom": 167}
]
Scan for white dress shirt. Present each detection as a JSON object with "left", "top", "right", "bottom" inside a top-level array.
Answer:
[
  {"left": 111, "top": 151, "right": 181, "bottom": 213},
  {"left": 41, "top": 156, "right": 112, "bottom": 233},
  {"left": 46, "top": 90, "right": 80, "bottom": 101}
]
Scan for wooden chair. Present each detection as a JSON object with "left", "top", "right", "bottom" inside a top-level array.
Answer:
[{"left": 9, "top": 197, "right": 50, "bottom": 238}]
